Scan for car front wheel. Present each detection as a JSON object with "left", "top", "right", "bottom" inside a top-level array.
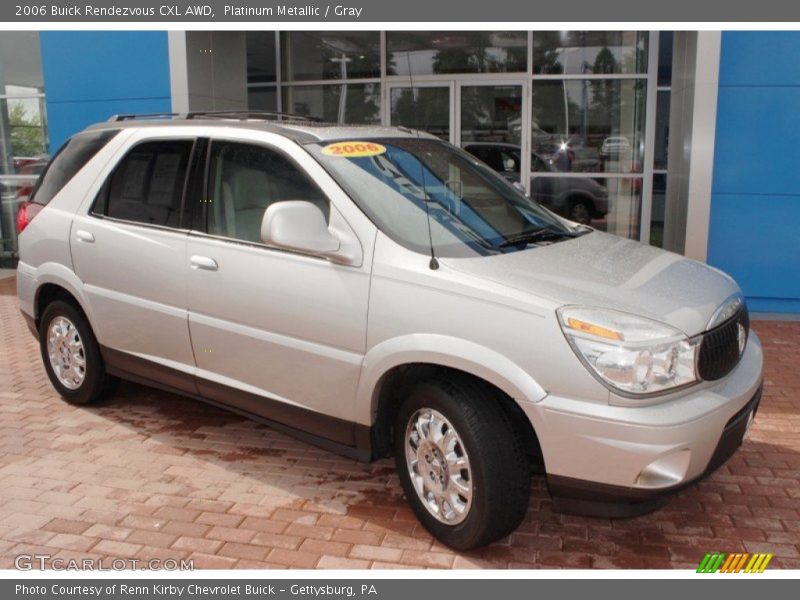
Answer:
[{"left": 394, "top": 376, "right": 531, "bottom": 549}]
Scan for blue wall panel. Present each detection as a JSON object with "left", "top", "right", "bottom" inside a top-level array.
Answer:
[
  {"left": 40, "top": 31, "right": 171, "bottom": 150},
  {"left": 719, "top": 32, "right": 800, "bottom": 87},
  {"left": 713, "top": 87, "right": 800, "bottom": 196},
  {"left": 709, "top": 32, "right": 800, "bottom": 313},
  {"left": 707, "top": 193, "right": 800, "bottom": 313}
]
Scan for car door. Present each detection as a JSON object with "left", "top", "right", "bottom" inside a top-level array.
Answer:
[
  {"left": 185, "top": 134, "right": 372, "bottom": 445},
  {"left": 71, "top": 134, "right": 202, "bottom": 393}
]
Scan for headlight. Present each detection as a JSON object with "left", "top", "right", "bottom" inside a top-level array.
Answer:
[{"left": 557, "top": 306, "right": 699, "bottom": 396}]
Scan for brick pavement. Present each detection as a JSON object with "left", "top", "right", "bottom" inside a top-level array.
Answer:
[{"left": 1, "top": 275, "right": 798, "bottom": 569}]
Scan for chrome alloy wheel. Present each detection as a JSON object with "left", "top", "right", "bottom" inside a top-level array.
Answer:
[
  {"left": 405, "top": 408, "right": 473, "bottom": 525},
  {"left": 46, "top": 316, "right": 86, "bottom": 390}
]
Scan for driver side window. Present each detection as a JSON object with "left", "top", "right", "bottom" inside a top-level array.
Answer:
[{"left": 206, "top": 141, "right": 329, "bottom": 244}]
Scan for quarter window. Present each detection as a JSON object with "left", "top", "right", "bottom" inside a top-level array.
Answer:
[
  {"left": 206, "top": 141, "right": 328, "bottom": 244},
  {"left": 95, "top": 139, "right": 193, "bottom": 228},
  {"left": 33, "top": 129, "right": 119, "bottom": 206}
]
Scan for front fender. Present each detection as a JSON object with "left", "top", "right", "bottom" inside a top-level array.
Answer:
[{"left": 356, "top": 334, "right": 547, "bottom": 426}]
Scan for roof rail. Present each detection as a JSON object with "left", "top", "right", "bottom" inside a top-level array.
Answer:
[
  {"left": 184, "top": 110, "right": 322, "bottom": 123},
  {"left": 108, "top": 113, "right": 180, "bottom": 122}
]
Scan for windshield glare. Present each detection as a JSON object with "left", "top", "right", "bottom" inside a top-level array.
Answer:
[{"left": 308, "top": 138, "right": 576, "bottom": 258}]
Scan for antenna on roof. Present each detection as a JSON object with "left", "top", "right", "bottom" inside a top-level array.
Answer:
[{"left": 405, "top": 52, "right": 439, "bottom": 271}]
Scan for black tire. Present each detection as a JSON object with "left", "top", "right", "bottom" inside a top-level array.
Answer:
[
  {"left": 393, "top": 376, "right": 531, "bottom": 549},
  {"left": 39, "top": 299, "right": 117, "bottom": 405},
  {"left": 567, "top": 198, "right": 593, "bottom": 225}
]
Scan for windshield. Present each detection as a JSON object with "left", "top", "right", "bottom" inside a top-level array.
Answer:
[{"left": 307, "top": 138, "right": 577, "bottom": 258}]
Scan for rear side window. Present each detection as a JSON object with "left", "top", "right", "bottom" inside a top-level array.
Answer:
[
  {"left": 32, "top": 129, "right": 119, "bottom": 205},
  {"left": 94, "top": 139, "right": 194, "bottom": 229}
]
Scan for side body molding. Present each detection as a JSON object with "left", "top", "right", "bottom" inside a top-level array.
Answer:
[{"left": 355, "top": 334, "right": 548, "bottom": 426}]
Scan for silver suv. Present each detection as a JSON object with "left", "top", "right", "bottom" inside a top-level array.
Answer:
[{"left": 16, "top": 113, "right": 763, "bottom": 550}]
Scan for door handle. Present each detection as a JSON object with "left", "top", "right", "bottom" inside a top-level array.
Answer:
[
  {"left": 189, "top": 255, "right": 218, "bottom": 271},
  {"left": 75, "top": 230, "right": 95, "bottom": 243}
]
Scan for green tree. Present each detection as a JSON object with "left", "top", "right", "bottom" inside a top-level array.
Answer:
[
  {"left": 589, "top": 47, "right": 620, "bottom": 131},
  {"left": 391, "top": 88, "right": 450, "bottom": 139},
  {"left": 8, "top": 102, "right": 47, "bottom": 158},
  {"left": 319, "top": 84, "right": 380, "bottom": 125},
  {"left": 532, "top": 32, "right": 564, "bottom": 74}
]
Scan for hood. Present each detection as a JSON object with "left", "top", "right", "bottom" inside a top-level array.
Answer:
[{"left": 442, "top": 230, "right": 740, "bottom": 336}]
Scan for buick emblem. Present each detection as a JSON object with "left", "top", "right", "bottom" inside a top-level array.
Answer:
[{"left": 737, "top": 322, "right": 747, "bottom": 355}]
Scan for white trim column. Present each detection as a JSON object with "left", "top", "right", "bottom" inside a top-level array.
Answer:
[
  {"left": 168, "top": 31, "right": 248, "bottom": 113},
  {"left": 168, "top": 31, "right": 190, "bottom": 114},
  {"left": 664, "top": 31, "right": 721, "bottom": 261}
]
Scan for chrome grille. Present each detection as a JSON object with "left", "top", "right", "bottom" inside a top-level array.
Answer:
[{"left": 697, "top": 306, "right": 749, "bottom": 381}]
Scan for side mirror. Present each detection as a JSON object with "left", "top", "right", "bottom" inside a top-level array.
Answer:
[{"left": 261, "top": 201, "right": 340, "bottom": 256}]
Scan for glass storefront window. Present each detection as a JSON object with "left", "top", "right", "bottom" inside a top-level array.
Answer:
[
  {"left": 658, "top": 32, "right": 674, "bottom": 87},
  {"left": 459, "top": 85, "right": 524, "bottom": 183},
  {"left": 246, "top": 32, "right": 277, "bottom": 84},
  {"left": 282, "top": 84, "right": 381, "bottom": 124},
  {"left": 598, "top": 177, "right": 642, "bottom": 239},
  {"left": 652, "top": 32, "right": 672, "bottom": 248},
  {"left": 0, "top": 33, "right": 48, "bottom": 165},
  {"left": 460, "top": 85, "right": 523, "bottom": 144},
  {"left": 530, "top": 79, "right": 646, "bottom": 174},
  {"left": 390, "top": 86, "right": 451, "bottom": 141},
  {"left": 650, "top": 173, "right": 667, "bottom": 247},
  {"left": 387, "top": 32, "right": 527, "bottom": 76},
  {"left": 3, "top": 94, "right": 48, "bottom": 158},
  {"left": 532, "top": 31, "right": 648, "bottom": 75},
  {"left": 1, "top": 31, "right": 48, "bottom": 264},
  {"left": 530, "top": 175, "right": 641, "bottom": 237},
  {"left": 281, "top": 32, "right": 381, "bottom": 81},
  {"left": 654, "top": 90, "right": 670, "bottom": 170},
  {"left": 247, "top": 87, "right": 278, "bottom": 111}
]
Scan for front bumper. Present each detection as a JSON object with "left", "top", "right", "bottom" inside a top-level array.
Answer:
[{"left": 521, "top": 331, "right": 764, "bottom": 517}]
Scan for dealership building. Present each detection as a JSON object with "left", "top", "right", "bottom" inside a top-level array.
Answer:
[{"left": 0, "top": 30, "right": 797, "bottom": 313}]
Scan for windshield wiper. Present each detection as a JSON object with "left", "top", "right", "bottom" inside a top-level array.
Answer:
[{"left": 498, "top": 227, "right": 585, "bottom": 248}]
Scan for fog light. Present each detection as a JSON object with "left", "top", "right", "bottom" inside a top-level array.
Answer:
[{"left": 635, "top": 450, "right": 691, "bottom": 488}]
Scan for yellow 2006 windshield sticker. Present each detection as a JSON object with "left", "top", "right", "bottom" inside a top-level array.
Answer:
[{"left": 322, "top": 141, "right": 386, "bottom": 158}]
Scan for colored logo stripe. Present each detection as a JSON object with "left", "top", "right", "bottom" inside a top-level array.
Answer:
[
  {"left": 697, "top": 553, "right": 725, "bottom": 573},
  {"left": 697, "top": 552, "right": 773, "bottom": 573},
  {"left": 745, "top": 553, "right": 773, "bottom": 573}
]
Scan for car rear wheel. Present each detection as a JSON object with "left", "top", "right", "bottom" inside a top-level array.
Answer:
[
  {"left": 39, "top": 300, "right": 117, "bottom": 405},
  {"left": 394, "top": 376, "right": 531, "bottom": 549}
]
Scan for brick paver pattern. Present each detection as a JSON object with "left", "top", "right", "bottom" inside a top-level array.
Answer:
[{"left": 1, "top": 276, "right": 798, "bottom": 569}]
